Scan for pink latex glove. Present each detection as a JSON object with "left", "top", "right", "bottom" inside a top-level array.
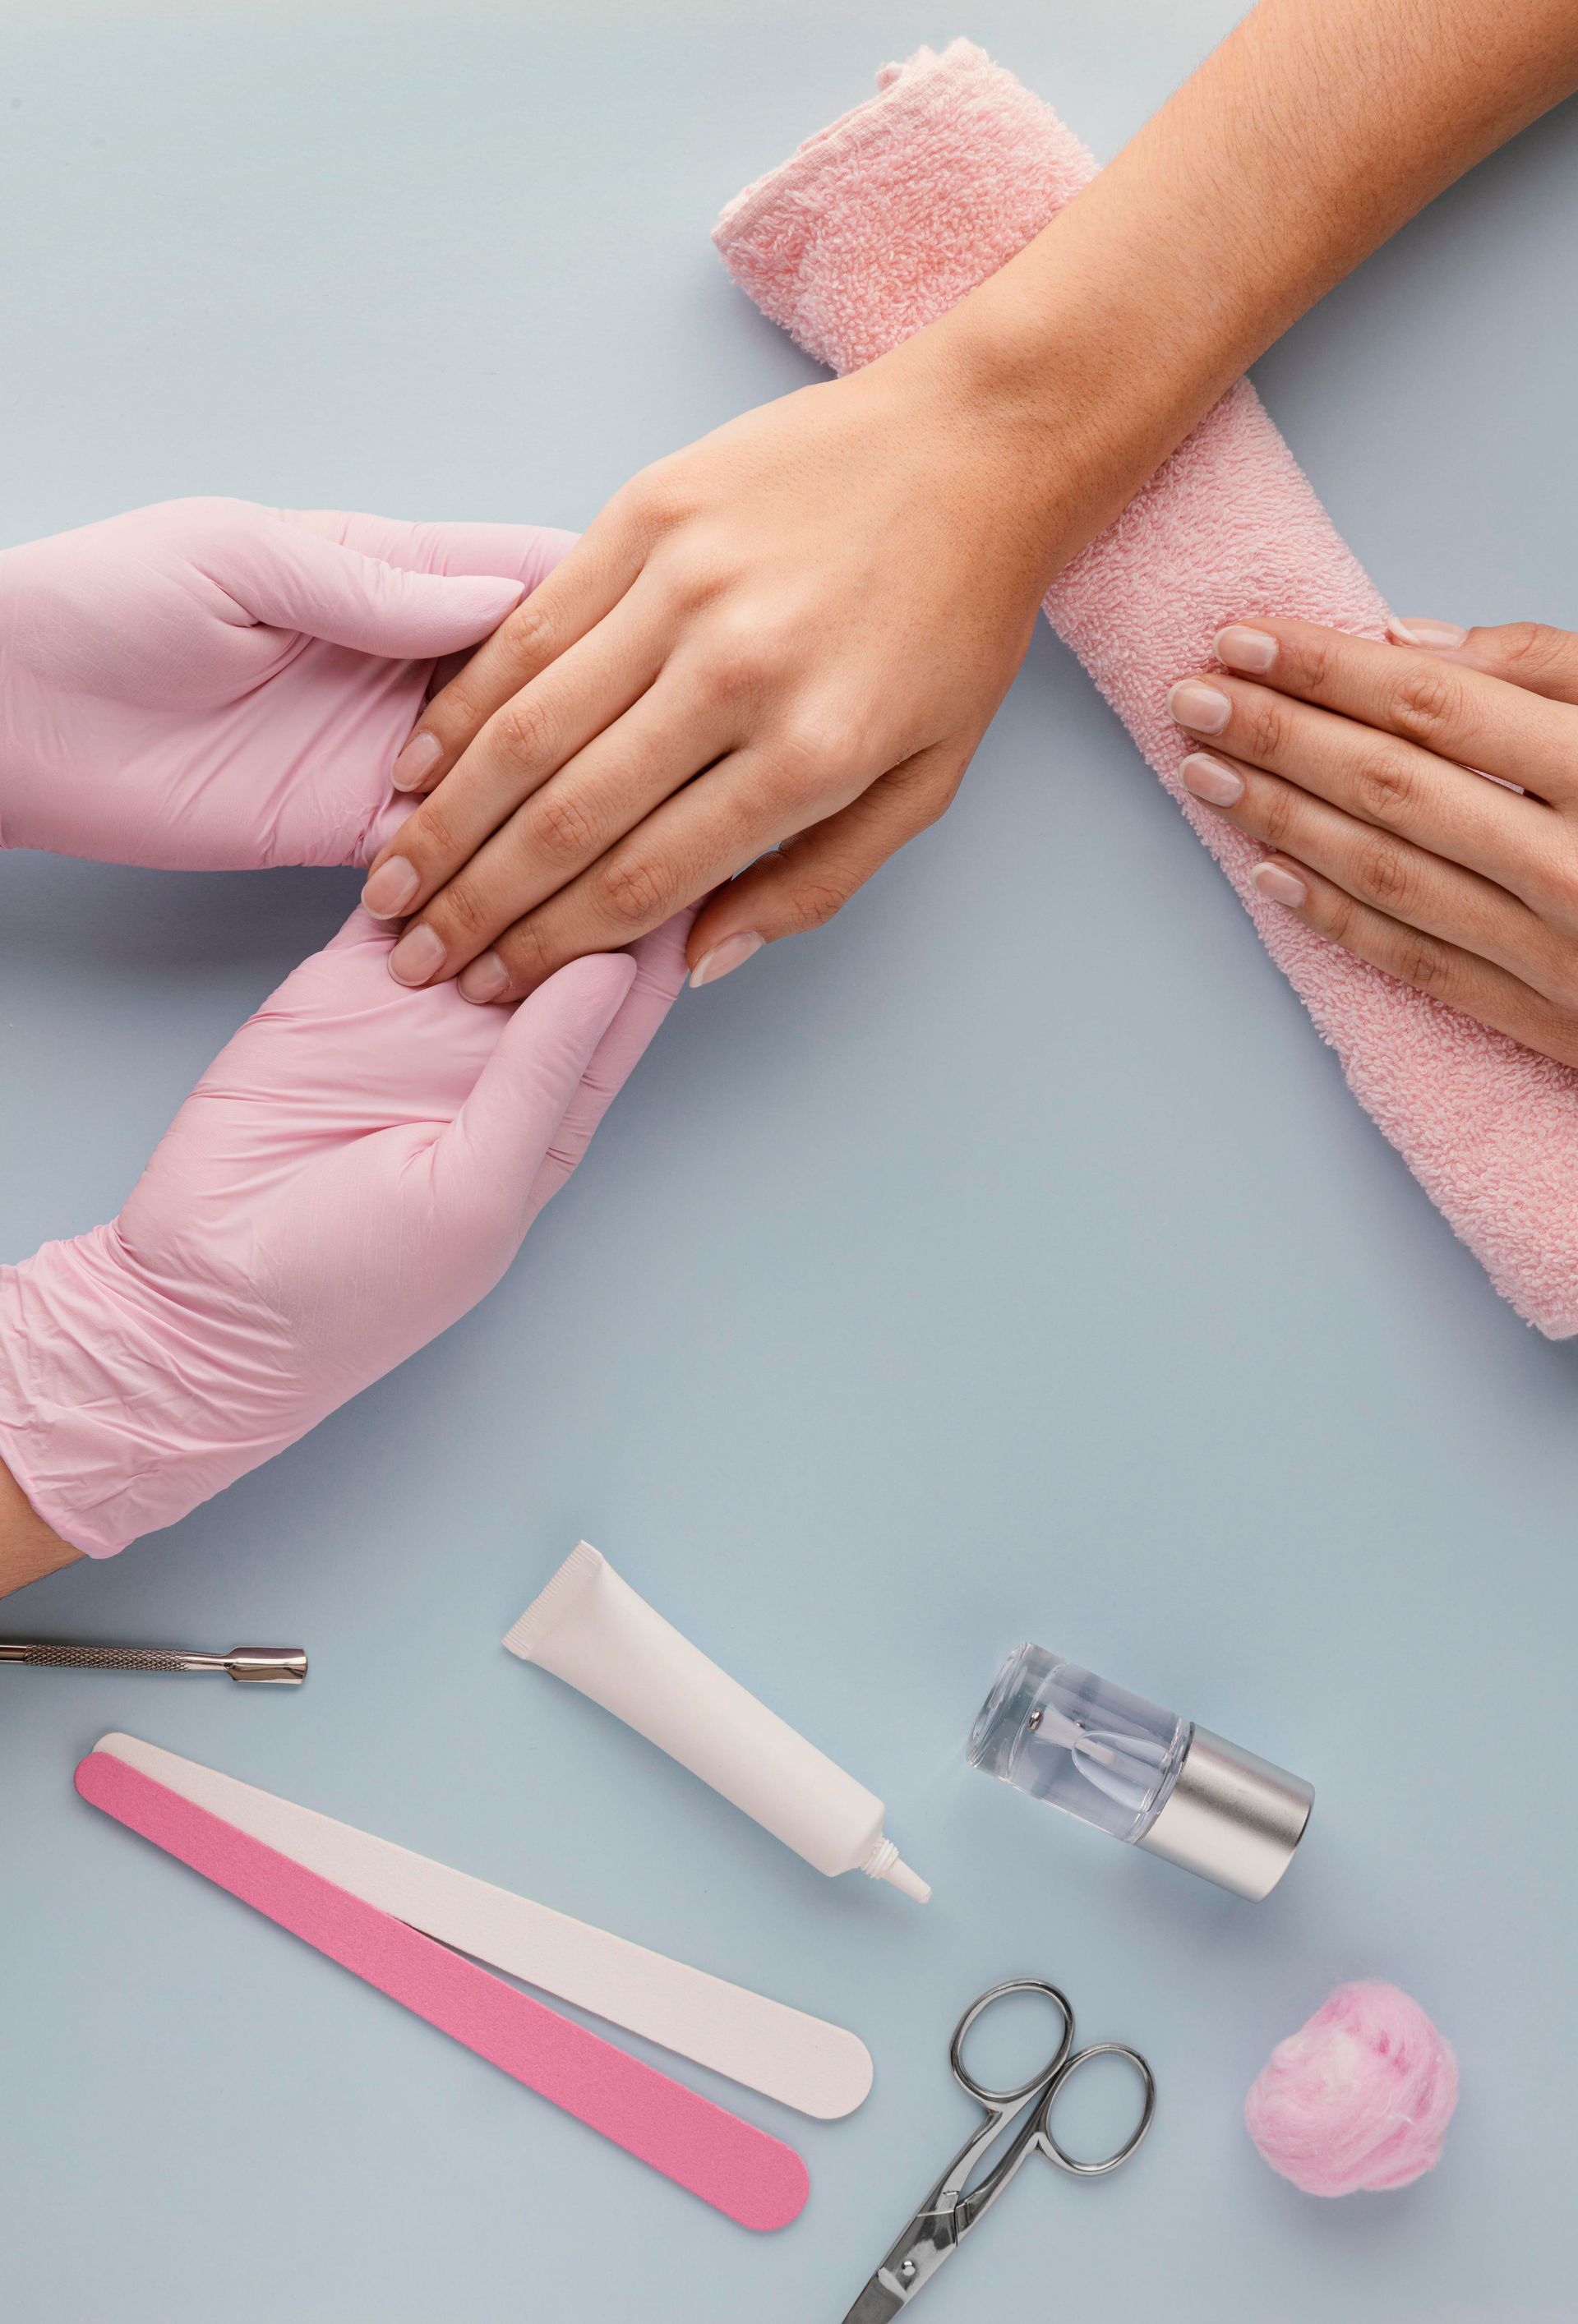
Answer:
[
  {"left": 0, "top": 496, "right": 576, "bottom": 869},
  {"left": 0, "top": 910, "right": 689, "bottom": 1556}
]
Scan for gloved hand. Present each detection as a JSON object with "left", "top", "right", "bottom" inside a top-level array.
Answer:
[
  {"left": 0, "top": 910, "right": 689, "bottom": 1556},
  {"left": 0, "top": 497, "right": 574, "bottom": 869}
]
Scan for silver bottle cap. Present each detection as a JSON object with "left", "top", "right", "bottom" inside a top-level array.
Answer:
[{"left": 1136, "top": 1726, "right": 1313, "bottom": 1899}]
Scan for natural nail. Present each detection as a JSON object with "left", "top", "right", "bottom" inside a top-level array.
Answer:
[
  {"left": 1214, "top": 625, "right": 1278, "bottom": 674},
  {"left": 1253, "top": 861, "right": 1308, "bottom": 907},
  {"left": 1168, "top": 680, "right": 1233, "bottom": 734},
  {"left": 689, "top": 930, "right": 764, "bottom": 989},
  {"left": 387, "top": 923, "right": 446, "bottom": 986},
  {"left": 458, "top": 951, "right": 510, "bottom": 1004},
  {"left": 1180, "top": 752, "right": 1244, "bottom": 807},
  {"left": 390, "top": 730, "right": 443, "bottom": 792},
  {"left": 1387, "top": 617, "right": 1468, "bottom": 651},
  {"left": 361, "top": 856, "right": 419, "bottom": 918}
]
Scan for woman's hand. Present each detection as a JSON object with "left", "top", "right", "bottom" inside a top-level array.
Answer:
[
  {"left": 1169, "top": 616, "right": 1578, "bottom": 1066},
  {"left": 359, "top": 357, "right": 1068, "bottom": 1001},
  {"left": 0, "top": 499, "right": 575, "bottom": 871},
  {"left": 0, "top": 910, "right": 688, "bottom": 1559}
]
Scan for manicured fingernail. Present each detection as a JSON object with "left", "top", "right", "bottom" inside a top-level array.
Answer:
[
  {"left": 1214, "top": 624, "right": 1278, "bottom": 673},
  {"left": 1180, "top": 752, "right": 1244, "bottom": 807},
  {"left": 1387, "top": 616, "right": 1467, "bottom": 650},
  {"left": 390, "top": 730, "right": 443, "bottom": 792},
  {"left": 1253, "top": 861, "right": 1308, "bottom": 907},
  {"left": 360, "top": 856, "right": 419, "bottom": 918},
  {"left": 689, "top": 931, "right": 764, "bottom": 989},
  {"left": 387, "top": 923, "right": 446, "bottom": 985},
  {"left": 458, "top": 950, "right": 510, "bottom": 1003},
  {"left": 1168, "top": 680, "right": 1232, "bottom": 734}
]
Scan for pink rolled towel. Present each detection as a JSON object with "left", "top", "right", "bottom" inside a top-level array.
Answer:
[{"left": 715, "top": 41, "right": 1578, "bottom": 1337}]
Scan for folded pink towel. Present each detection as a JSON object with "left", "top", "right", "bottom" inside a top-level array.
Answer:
[{"left": 715, "top": 40, "right": 1578, "bottom": 1336}]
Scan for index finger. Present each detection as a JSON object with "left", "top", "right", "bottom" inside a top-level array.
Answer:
[
  {"left": 1212, "top": 617, "right": 1578, "bottom": 805},
  {"left": 390, "top": 504, "right": 647, "bottom": 795}
]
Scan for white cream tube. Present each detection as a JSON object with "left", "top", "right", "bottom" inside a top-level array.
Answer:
[{"left": 505, "top": 1543, "right": 929, "bottom": 1902}]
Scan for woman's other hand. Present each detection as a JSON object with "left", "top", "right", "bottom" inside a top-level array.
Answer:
[{"left": 1169, "top": 616, "right": 1578, "bottom": 1064}]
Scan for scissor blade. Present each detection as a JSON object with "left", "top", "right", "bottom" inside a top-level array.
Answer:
[{"left": 840, "top": 2277, "right": 907, "bottom": 2324}]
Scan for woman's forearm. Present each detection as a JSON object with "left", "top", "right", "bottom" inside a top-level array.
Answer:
[
  {"left": 0, "top": 1453, "right": 81, "bottom": 1599},
  {"left": 920, "top": 0, "right": 1578, "bottom": 584}
]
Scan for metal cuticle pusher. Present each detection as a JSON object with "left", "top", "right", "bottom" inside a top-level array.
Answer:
[{"left": 0, "top": 1640, "right": 307, "bottom": 1685}]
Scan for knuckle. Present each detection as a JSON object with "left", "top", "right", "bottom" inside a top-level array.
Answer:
[
  {"left": 1523, "top": 844, "right": 1578, "bottom": 925},
  {"left": 1392, "top": 930, "right": 1448, "bottom": 996},
  {"left": 617, "top": 462, "right": 689, "bottom": 539},
  {"left": 1388, "top": 663, "right": 1465, "bottom": 746},
  {"left": 493, "top": 689, "right": 556, "bottom": 768},
  {"left": 908, "top": 787, "right": 953, "bottom": 837},
  {"left": 404, "top": 795, "right": 461, "bottom": 866},
  {"left": 497, "top": 915, "right": 556, "bottom": 987},
  {"left": 702, "top": 617, "right": 771, "bottom": 706},
  {"left": 1488, "top": 620, "right": 1557, "bottom": 677},
  {"left": 1294, "top": 631, "right": 1334, "bottom": 692},
  {"left": 530, "top": 785, "right": 602, "bottom": 868},
  {"left": 1322, "top": 891, "right": 1359, "bottom": 949},
  {"left": 1354, "top": 834, "right": 1414, "bottom": 909},
  {"left": 1257, "top": 782, "right": 1302, "bottom": 853},
  {"left": 1245, "top": 694, "right": 1292, "bottom": 763},
  {"left": 662, "top": 542, "right": 730, "bottom": 613},
  {"left": 1351, "top": 744, "right": 1419, "bottom": 826},
  {"left": 593, "top": 854, "right": 668, "bottom": 930},
  {"left": 428, "top": 676, "right": 487, "bottom": 740},
  {"left": 782, "top": 878, "right": 850, "bottom": 934},
  {"left": 429, "top": 875, "right": 496, "bottom": 946},
  {"left": 777, "top": 712, "right": 856, "bottom": 791},
  {"left": 894, "top": 749, "right": 971, "bottom": 824},
  {"left": 500, "top": 593, "right": 554, "bottom": 666}
]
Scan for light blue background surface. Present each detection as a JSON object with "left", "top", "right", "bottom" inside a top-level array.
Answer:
[{"left": 2, "top": 6, "right": 1576, "bottom": 2318}]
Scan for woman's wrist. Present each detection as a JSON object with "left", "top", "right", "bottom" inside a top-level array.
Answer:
[
  {"left": 0, "top": 1450, "right": 81, "bottom": 1599},
  {"left": 867, "top": 265, "right": 1215, "bottom": 609},
  {"left": 868, "top": 0, "right": 1578, "bottom": 603}
]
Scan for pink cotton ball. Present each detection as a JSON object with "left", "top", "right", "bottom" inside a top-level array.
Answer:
[{"left": 1244, "top": 1980, "right": 1458, "bottom": 2197}]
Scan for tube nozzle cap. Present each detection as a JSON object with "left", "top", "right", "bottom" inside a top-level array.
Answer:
[{"left": 879, "top": 1855, "right": 931, "bottom": 1904}]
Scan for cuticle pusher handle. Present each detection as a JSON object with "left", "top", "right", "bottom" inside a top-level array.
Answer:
[{"left": 0, "top": 1642, "right": 307, "bottom": 1684}]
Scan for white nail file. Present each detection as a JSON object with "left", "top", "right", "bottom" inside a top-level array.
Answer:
[{"left": 94, "top": 1731, "right": 873, "bottom": 2120}]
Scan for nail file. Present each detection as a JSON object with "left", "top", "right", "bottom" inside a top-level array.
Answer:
[
  {"left": 92, "top": 1731, "right": 871, "bottom": 2120},
  {"left": 76, "top": 1750, "right": 808, "bottom": 2231}
]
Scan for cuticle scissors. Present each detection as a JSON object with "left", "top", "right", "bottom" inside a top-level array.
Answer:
[{"left": 841, "top": 1977, "right": 1156, "bottom": 2319}]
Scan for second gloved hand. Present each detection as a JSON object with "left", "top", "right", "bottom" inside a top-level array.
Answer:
[
  {"left": 0, "top": 911, "right": 689, "bottom": 1556},
  {"left": 0, "top": 497, "right": 574, "bottom": 869}
]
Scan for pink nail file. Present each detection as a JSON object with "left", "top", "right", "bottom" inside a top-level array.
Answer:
[{"left": 75, "top": 1750, "right": 810, "bottom": 2231}]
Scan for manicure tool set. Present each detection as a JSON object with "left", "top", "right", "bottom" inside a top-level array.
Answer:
[{"left": 29, "top": 1539, "right": 1327, "bottom": 2303}]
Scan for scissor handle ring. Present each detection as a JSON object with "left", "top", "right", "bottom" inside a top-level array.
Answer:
[
  {"left": 1038, "top": 2042, "right": 1156, "bottom": 2175},
  {"left": 949, "top": 1978, "right": 1075, "bottom": 2107}
]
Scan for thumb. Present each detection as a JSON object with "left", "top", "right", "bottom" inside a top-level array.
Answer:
[
  {"left": 1390, "top": 616, "right": 1578, "bottom": 707},
  {"left": 685, "top": 745, "right": 968, "bottom": 984},
  {"left": 434, "top": 952, "right": 638, "bottom": 1239},
  {"left": 224, "top": 509, "right": 527, "bottom": 659},
  {"left": 288, "top": 510, "right": 579, "bottom": 596}
]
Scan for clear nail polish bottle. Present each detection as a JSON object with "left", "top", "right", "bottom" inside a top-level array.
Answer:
[{"left": 967, "top": 1642, "right": 1313, "bottom": 1899}]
